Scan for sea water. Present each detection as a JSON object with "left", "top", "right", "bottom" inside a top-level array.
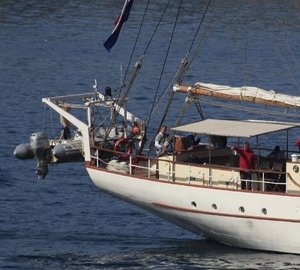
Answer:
[{"left": 1, "top": 1, "right": 300, "bottom": 269}]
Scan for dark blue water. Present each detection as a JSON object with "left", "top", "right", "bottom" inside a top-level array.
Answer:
[{"left": 2, "top": 1, "right": 300, "bottom": 269}]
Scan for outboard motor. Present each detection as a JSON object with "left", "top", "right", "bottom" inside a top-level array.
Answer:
[
  {"left": 14, "top": 132, "right": 51, "bottom": 179},
  {"left": 30, "top": 132, "right": 51, "bottom": 179}
]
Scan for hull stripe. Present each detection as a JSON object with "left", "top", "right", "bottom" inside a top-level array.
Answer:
[{"left": 152, "top": 202, "right": 300, "bottom": 223}]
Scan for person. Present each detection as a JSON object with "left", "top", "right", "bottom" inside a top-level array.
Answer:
[
  {"left": 104, "top": 86, "right": 112, "bottom": 98},
  {"left": 132, "top": 121, "right": 140, "bottom": 136},
  {"left": 267, "top": 145, "right": 285, "bottom": 176},
  {"left": 59, "top": 126, "right": 71, "bottom": 140},
  {"left": 185, "top": 133, "right": 201, "bottom": 150},
  {"left": 154, "top": 125, "right": 169, "bottom": 156},
  {"left": 210, "top": 135, "right": 227, "bottom": 148},
  {"left": 234, "top": 142, "right": 256, "bottom": 190},
  {"left": 131, "top": 121, "right": 142, "bottom": 153},
  {"left": 268, "top": 145, "right": 284, "bottom": 160},
  {"left": 296, "top": 139, "right": 300, "bottom": 152},
  {"left": 266, "top": 145, "right": 285, "bottom": 190},
  {"left": 59, "top": 114, "right": 71, "bottom": 140}
]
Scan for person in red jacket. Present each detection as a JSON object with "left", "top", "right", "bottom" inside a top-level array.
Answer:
[{"left": 234, "top": 142, "right": 256, "bottom": 190}]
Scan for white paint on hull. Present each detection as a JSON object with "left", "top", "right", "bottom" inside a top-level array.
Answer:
[{"left": 86, "top": 166, "right": 300, "bottom": 254}]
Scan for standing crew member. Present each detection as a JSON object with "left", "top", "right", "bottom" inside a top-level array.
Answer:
[
  {"left": 234, "top": 142, "right": 256, "bottom": 190},
  {"left": 154, "top": 125, "right": 169, "bottom": 156}
]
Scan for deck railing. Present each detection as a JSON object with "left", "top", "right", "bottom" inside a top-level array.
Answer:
[{"left": 90, "top": 146, "right": 287, "bottom": 193}]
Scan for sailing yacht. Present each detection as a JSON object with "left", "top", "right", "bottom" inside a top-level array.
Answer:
[{"left": 14, "top": 1, "right": 300, "bottom": 254}]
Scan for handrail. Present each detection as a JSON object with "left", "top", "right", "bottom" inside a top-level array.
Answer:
[
  {"left": 92, "top": 145, "right": 152, "bottom": 161},
  {"left": 90, "top": 146, "right": 287, "bottom": 192}
]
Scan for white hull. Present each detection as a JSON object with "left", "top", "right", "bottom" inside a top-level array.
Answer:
[{"left": 87, "top": 165, "right": 300, "bottom": 254}]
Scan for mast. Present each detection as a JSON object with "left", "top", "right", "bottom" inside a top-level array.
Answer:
[{"left": 173, "top": 83, "right": 300, "bottom": 109}]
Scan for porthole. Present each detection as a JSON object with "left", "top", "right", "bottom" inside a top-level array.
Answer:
[
  {"left": 293, "top": 165, "right": 299, "bottom": 173},
  {"left": 212, "top": 203, "right": 217, "bottom": 210},
  {"left": 261, "top": 208, "right": 267, "bottom": 215},
  {"left": 239, "top": 206, "right": 245, "bottom": 213},
  {"left": 191, "top": 201, "right": 197, "bottom": 207}
]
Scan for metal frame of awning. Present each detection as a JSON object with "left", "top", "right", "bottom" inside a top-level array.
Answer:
[{"left": 171, "top": 119, "right": 297, "bottom": 138}]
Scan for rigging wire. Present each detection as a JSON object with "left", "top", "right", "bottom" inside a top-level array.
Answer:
[
  {"left": 243, "top": 31, "right": 249, "bottom": 87},
  {"left": 147, "top": 0, "right": 214, "bottom": 125},
  {"left": 188, "top": 0, "right": 215, "bottom": 66},
  {"left": 283, "top": 27, "right": 299, "bottom": 72},
  {"left": 160, "top": 0, "right": 214, "bottom": 105},
  {"left": 194, "top": 99, "right": 205, "bottom": 120},
  {"left": 199, "top": 98, "right": 300, "bottom": 119},
  {"left": 187, "top": 0, "right": 213, "bottom": 55},
  {"left": 282, "top": 2, "right": 299, "bottom": 69},
  {"left": 145, "top": 67, "right": 182, "bottom": 122},
  {"left": 138, "top": 0, "right": 182, "bottom": 152},
  {"left": 142, "top": 0, "right": 172, "bottom": 56},
  {"left": 118, "top": 0, "right": 151, "bottom": 97},
  {"left": 42, "top": 104, "right": 56, "bottom": 139},
  {"left": 49, "top": 107, "right": 55, "bottom": 139},
  {"left": 42, "top": 104, "right": 47, "bottom": 132},
  {"left": 145, "top": 0, "right": 183, "bottom": 126},
  {"left": 100, "top": 0, "right": 176, "bottom": 149},
  {"left": 102, "top": 1, "right": 151, "bottom": 143},
  {"left": 172, "top": 97, "right": 205, "bottom": 129},
  {"left": 150, "top": 14, "right": 215, "bottom": 115},
  {"left": 119, "top": 0, "right": 213, "bottom": 126},
  {"left": 116, "top": 0, "right": 172, "bottom": 106},
  {"left": 93, "top": 106, "right": 111, "bottom": 130},
  {"left": 143, "top": 0, "right": 214, "bottom": 150},
  {"left": 106, "top": 0, "right": 215, "bottom": 153},
  {"left": 272, "top": 34, "right": 298, "bottom": 92},
  {"left": 271, "top": 20, "right": 300, "bottom": 93}
]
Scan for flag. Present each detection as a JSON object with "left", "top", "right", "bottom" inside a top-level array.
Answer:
[{"left": 103, "top": 0, "right": 134, "bottom": 52}]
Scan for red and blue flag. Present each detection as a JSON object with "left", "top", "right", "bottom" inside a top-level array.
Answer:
[{"left": 103, "top": 0, "right": 134, "bottom": 52}]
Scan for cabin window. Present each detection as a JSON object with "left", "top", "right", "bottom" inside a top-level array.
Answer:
[
  {"left": 261, "top": 208, "right": 267, "bottom": 215},
  {"left": 293, "top": 165, "right": 299, "bottom": 173},
  {"left": 239, "top": 206, "right": 245, "bottom": 213}
]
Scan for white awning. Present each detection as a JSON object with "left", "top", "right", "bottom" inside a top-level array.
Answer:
[{"left": 171, "top": 119, "right": 297, "bottom": 138}]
